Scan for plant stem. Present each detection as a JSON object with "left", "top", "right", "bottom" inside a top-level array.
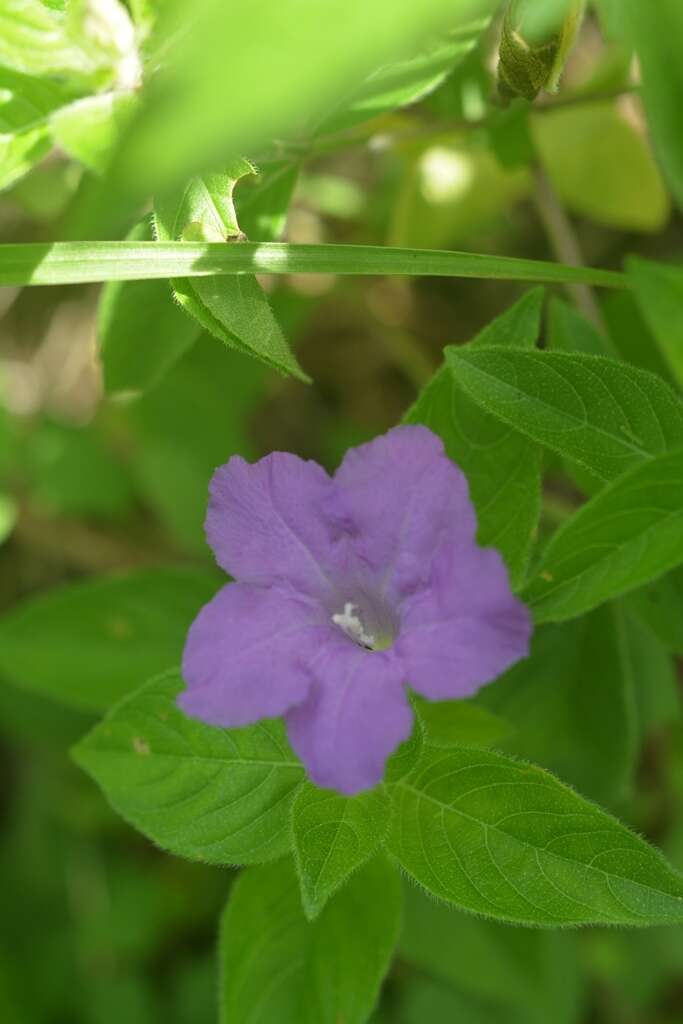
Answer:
[{"left": 532, "top": 165, "right": 606, "bottom": 328}]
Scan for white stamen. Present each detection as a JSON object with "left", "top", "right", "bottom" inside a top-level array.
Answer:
[{"left": 332, "top": 602, "right": 375, "bottom": 649}]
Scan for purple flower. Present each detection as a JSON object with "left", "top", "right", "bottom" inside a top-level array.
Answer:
[{"left": 179, "top": 426, "right": 531, "bottom": 795}]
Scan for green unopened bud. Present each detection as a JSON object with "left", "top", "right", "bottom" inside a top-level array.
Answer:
[{"left": 498, "top": 0, "right": 586, "bottom": 102}]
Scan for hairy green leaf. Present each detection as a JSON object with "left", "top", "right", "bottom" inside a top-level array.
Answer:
[
  {"left": 547, "top": 296, "right": 615, "bottom": 357},
  {"left": 73, "top": 670, "right": 305, "bottom": 863},
  {"left": 0, "top": 568, "right": 219, "bottom": 712},
  {"left": 236, "top": 160, "right": 299, "bottom": 242},
  {"left": 155, "top": 166, "right": 306, "bottom": 380},
  {"left": 406, "top": 290, "right": 543, "bottom": 587},
  {"left": 291, "top": 783, "right": 391, "bottom": 918},
  {"left": 219, "top": 856, "right": 401, "bottom": 1023},
  {"left": 525, "top": 449, "right": 683, "bottom": 622},
  {"left": 389, "top": 745, "right": 683, "bottom": 926},
  {"left": 415, "top": 698, "right": 512, "bottom": 750},
  {"left": 446, "top": 348, "right": 683, "bottom": 481}
]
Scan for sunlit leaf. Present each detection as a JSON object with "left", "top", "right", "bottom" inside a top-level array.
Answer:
[{"left": 155, "top": 165, "right": 307, "bottom": 380}]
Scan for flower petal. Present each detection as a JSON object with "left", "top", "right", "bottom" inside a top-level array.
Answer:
[
  {"left": 206, "top": 452, "right": 346, "bottom": 599},
  {"left": 397, "top": 546, "right": 532, "bottom": 700},
  {"left": 179, "top": 583, "right": 325, "bottom": 727},
  {"left": 286, "top": 641, "right": 413, "bottom": 795},
  {"left": 332, "top": 425, "right": 476, "bottom": 599}
]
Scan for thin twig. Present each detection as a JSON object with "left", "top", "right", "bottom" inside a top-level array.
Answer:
[{"left": 532, "top": 164, "right": 605, "bottom": 329}]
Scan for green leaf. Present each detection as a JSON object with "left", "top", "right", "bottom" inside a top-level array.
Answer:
[
  {"left": 384, "top": 717, "right": 425, "bottom": 784},
  {"left": 524, "top": 449, "right": 683, "bottom": 622},
  {"left": 446, "top": 347, "right": 683, "bottom": 481},
  {"left": 626, "top": 566, "right": 683, "bottom": 656},
  {"left": 415, "top": 698, "right": 512, "bottom": 750},
  {"left": 623, "top": 0, "right": 683, "bottom": 212},
  {"left": 0, "top": 0, "right": 139, "bottom": 89},
  {"left": 622, "top": 610, "right": 680, "bottom": 740},
  {"left": 405, "top": 290, "right": 544, "bottom": 587},
  {"left": 98, "top": 220, "right": 201, "bottom": 395},
  {"left": 0, "top": 240, "right": 629, "bottom": 288},
  {"left": 236, "top": 160, "right": 299, "bottom": 242},
  {"left": 23, "top": 417, "right": 133, "bottom": 519},
  {"left": 109, "top": 0, "right": 498, "bottom": 202},
  {"left": 126, "top": 334, "right": 265, "bottom": 552},
  {"left": 628, "top": 258, "right": 683, "bottom": 392},
  {"left": 399, "top": 883, "right": 582, "bottom": 1023},
  {"left": 0, "top": 568, "right": 219, "bottom": 712},
  {"left": 478, "top": 604, "right": 638, "bottom": 804},
  {"left": 0, "top": 58, "right": 61, "bottom": 122},
  {"left": 314, "top": 20, "right": 492, "bottom": 135},
  {"left": 0, "top": 65, "right": 69, "bottom": 191},
  {"left": 292, "top": 783, "right": 391, "bottom": 919},
  {"left": 73, "top": 670, "right": 305, "bottom": 864},
  {"left": 0, "top": 0, "right": 87, "bottom": 77},
  {"left": 547, "top": 296, "right": 615, "bottom": 357},
  {"left": 602, "top": 289, "right": 675, "bottom": 383},
  {"left": 0, "top": 124, "right": 51, "bottom": 193},
  {"left": 471, "top": 287, "right": 545, "bottom": 347},
  {"left": 389, "top": 744, "right": 683, "bottom": 926},
  {"left": 155, "top": 167, "right": 307, "bottom": 381},
  {"left": 532, "top": 102, "right": 669, "bottom": 232},
  {"left": 545, "top": 300, "right": 616, "bottom": 495},
  {"left": 51, "top": 91, "right": 137, "bottom": 173},
  {"left": 219, "top": 855, "right": 401, "bottom": 1023}
]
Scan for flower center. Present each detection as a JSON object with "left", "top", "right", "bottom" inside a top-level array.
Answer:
[
  {"left": 331, "top": 602, "right": 394, "bottom": 651},
  {"left": 332, "top": 602, "right": 375, "bottom": 649}
]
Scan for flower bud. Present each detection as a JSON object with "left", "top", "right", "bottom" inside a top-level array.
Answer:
[{"left": 498, "top": 0, "right": 585, "bottom": 101}]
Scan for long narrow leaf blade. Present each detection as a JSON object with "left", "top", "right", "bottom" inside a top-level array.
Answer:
[{"left": 0, "top": 241, "right": 628, "bottom": 287}]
